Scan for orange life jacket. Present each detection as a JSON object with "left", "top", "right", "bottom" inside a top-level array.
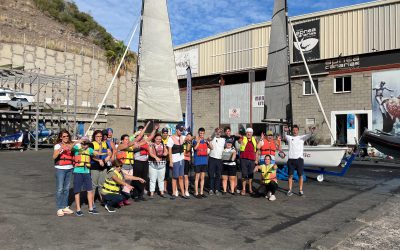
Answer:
[
  {"left": 54, "top": 144, "right": 74, "bottom": 166},
  {"left": 74, "top": 148, "right": 91, "bottom": 168},
  {"left": 260, "top": 139, "right": 277, "bottom": 156}
]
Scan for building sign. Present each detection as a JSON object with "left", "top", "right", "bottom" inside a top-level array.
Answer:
[
  {"left": 325, "top": 56, "right": 360, "bottom": 71},
  {"left": 175, "top": 48, "right": 199, "bottom": 76},
  {"left": 252, "top": 95, "right": 264, "bottom": 108},
  {"left": 372, "top": 70, "right": 400, "bottom": 134},
  {"left": 293, "top": 19, "right": 320, "bottom": 62},
  {"left": 229, "top": 108, "right": 240, "bottom": 118}
]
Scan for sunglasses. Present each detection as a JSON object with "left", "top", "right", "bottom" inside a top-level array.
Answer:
[{"left": 62, "top": 135, "right": 70, "bottom": 138}]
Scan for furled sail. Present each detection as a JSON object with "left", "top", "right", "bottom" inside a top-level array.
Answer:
[
  {"left": 263, "top": 0, "right": 291, "bottom": 123},
  {"left": 137, "top": 0, "right": 183, "bottom": 122}
]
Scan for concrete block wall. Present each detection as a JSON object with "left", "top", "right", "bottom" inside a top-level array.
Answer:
[
  {"left": 0, "top": 42, "right": 135, "bottom": 109},
  {"left": 180, "top": 86, "right": 220, "bottom": 135},
  {"left": 292, "top": 71, "right": 372, "bottom": 144}
]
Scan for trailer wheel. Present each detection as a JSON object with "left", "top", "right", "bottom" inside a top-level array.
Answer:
[{"left": 317, "top": 174, "right": 324, "bottom": 182}]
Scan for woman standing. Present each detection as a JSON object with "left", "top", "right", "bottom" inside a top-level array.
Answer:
[
  {"left": 221, "top": 139, "right": 237, "bottom": 195},
  {"left": 148, "top": 134, "right": 168, "bottom": 198},
  {"left": 52, "top": 129, "right": 75, "bottom": 217}
]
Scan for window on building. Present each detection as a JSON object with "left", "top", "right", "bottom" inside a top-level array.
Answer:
[
  {"left": 303, "top": 79, "right": 319, "bottom": 95},
  {"left": 334, "top": 76, "right": 351, "bottom": 93}
]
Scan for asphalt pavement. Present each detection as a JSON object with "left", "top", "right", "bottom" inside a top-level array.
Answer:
[{"left": 0, "top": 149, "right": 399, "bottom": 249}]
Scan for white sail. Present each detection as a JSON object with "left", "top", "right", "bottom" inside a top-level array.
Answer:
[
  {"left": 264, "top": 0, "right": 290, "bottom": 123},
  {"left": 137, "top": 0, "right": 183, "bottom": 122}
]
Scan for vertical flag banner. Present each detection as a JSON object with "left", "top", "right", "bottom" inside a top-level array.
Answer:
[{"left": 185, "top": 67, "right": 193, "bottom": 132}]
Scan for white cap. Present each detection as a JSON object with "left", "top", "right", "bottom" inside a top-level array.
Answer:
[{"left": 246, "top": 128, "right": 253, "bottom": 133}]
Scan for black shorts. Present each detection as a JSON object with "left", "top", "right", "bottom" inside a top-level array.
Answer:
[
  {"left": 222, "top": 164, "right": 236, "bottom": 177},
  {"left": 184, "top": 160, "right": 191, "bottom": 175},
  {"left": 195, "top": 164, "right": 207, "bottom": 173},
  {"left": 240, "top": 158, "right": 255, "bottom": 179},
  {"left": 287, "top": 158, "right": 304, "bottom": 176}
]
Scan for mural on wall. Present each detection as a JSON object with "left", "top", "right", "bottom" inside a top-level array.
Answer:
[{"left": 372, "top": 70, "right": 400, "bottom": 134}]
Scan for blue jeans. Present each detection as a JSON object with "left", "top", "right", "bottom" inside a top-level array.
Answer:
[
  {"left": 55, "top": 168, "right": 73, "bottom": 209},
  {"left": 103, "top": 194, "right": 124, "bottom": 207}
]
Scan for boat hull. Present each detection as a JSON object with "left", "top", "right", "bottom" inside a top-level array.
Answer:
[
  {"left": 275, "top": 145, "right": 348, "bottom": 168},
  {"left": 363, "top": 130, "right": 400, "bottom": 158}
]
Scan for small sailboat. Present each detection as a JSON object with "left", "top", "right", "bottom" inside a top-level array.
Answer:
[
  {"left": 362, "top": 129, "right": 400, "bottom": 158},
  {"left": 264, "top": 0, "right": 351, "bottom": 173},
  {"left": 133, "top": 0, "right": 183, "bottom": 127}
]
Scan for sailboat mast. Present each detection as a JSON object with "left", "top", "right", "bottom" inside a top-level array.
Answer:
[
  {"left": 133, "top": 0, "right": 145, "bottom": 131},
  {"left": 285, "top": 0, "right": 293, "bottom": 132}
]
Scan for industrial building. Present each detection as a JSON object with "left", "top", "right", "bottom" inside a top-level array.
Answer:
[{"left": 174, "top": 0, "right": 400, "bottom": 145}]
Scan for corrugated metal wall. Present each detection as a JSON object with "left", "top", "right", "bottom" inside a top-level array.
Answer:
[
  {"left": 220, "top": 83, "right": 250, "bottom": 124},
  {"left": 175, "top": 0, "right": 400, "bottom": 78},
  {"left": 252, "top": 81, "right": 265, "bottom": 123}
]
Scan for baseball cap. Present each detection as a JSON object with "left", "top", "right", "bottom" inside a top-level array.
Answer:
[
  {"left": 226, "top": 138, "right": 234, "bottom": 144},
  {"left": 266, "top": 130, "right": 273, "bottom": 136},
  {"left": 246, "top": 128, "right": 253, "bottom": 133},
  {"left": 161, "top": 128, "right": 169, "bottom": 133},
  {"left": 176, "top": 124, "right": 184, "bottom": 131}
]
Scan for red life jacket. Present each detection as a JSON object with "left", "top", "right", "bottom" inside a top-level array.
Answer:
[
  {"left": 260, "top": 139, "right": 277, "bottom": 156},
  {"left": 54, "top": 144, "right": 74, "bottom": 166},
  {"left": 139, "top": 143, "right": 149, "bottom": 156},
  {"left": 196, "top": 141, "right": 208, "bottom": 156}
]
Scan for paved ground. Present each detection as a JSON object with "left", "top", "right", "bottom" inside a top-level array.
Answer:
[{"left": 0, "top": 149, "right": 399, "bottom": 250}]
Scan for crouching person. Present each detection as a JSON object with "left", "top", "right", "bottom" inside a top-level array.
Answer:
[
  {"left": 254, "top": 155, "right": 278, "bottom": 201},
  {"left": 101, "top": 161, "right": 146, "bottom": 213}
]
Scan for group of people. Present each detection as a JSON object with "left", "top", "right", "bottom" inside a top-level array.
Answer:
[{"left": 53, "top": 122, "right": 314, "bottom": 217}]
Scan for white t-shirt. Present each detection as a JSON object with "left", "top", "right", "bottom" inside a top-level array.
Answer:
[
  {"left": 285, "top": 134, "right": 312, "bottom": 159},
  {"left": 54, "top": 144, "right": 74, "bottom": 170},
  {"left": 167, "top": 135, "right": 186, "bottom": 163},
  {"left": 209, "top": 137, "right": 226, "bottom": 159}
]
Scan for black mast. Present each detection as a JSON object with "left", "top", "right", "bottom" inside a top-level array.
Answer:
[
  {"left": 286, "top": 0, "right": 293, "bottom": 132},
  {"left": 133, "top": 0, "right": 145, "bottom": 131}
]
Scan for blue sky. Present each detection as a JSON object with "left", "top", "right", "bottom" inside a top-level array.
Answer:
[{"left": 74, "top": 0, "right": 372, "bottom": 50}]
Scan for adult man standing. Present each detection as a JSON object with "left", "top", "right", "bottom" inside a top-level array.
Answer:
[
  {"left": 167, "top": 124, "right": 188, "bottom": 199},
  {"left": 208, "top": 128, "right": 226, "bottom": 195},
  {"left": 239, "top": 128, "right": 257, "bottom": 195},
  {"left": 285, "top": 125, "right": 315, "bottom": 196}
]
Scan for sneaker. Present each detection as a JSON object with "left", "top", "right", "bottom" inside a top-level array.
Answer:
[
  {"left": 185, "top": 191, "right": 190, "bottom": 197},
  {"left": 105, "top": 205, "right": 116, "bottom": 213},
  {"left": 269, "top": 195, "right": 276, "bottom": 201},
  {"left": 62, "top": 207, "right": 74, "bottom": 215},
  {"left": 139, "top": 196, "right": 147, "bottom": 202},
  {"left": 195, "top": 194, "right": 202, "bottom": 199},
  {"left": 57, "top": 209, "right": 64, "bottom": 217},
  {"left": 215, "top": 191, "right": 221, "bottom": 196},
  {"left": 159, "top": 193, "right": 167, "bottom": 198},
  {"left": 88, "top": 209, "right": 99, "bottom": 215},
  {"left": 266, "top": 192, "right": 272, "bottom": 199},
  {"left": 299, "top": 191, "right": 304, "bottom": 196},
  {"left": 75, "top": 210, "right": 83, "bottom": 217},
  {"left": 123, "top": 200, "right": 131, "bottom": 205},
  {"left": 287, "top": 190, "right": 293, "bottom": 197},
  {"left": 209, "top": 190, "right": 214, "bottom": 196},
  {"left": 236, "top": 189, "right": 241, "bottom": 194},
  {"left": 170, "top": 195, "right": 177, "bottom": 200},
  {"left": 181, "top": 195, "right": 190, "bottom": 200},
  {"left": 201, "top": 193, "right": 207, "bottom": 198}
]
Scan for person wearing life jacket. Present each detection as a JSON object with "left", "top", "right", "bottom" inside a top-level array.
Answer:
[
  {"left": 90, "top": 130, "right": 112, "bottom": 207},
  {"left": 72, "top": 136, "right": 101, "bottom": 216},
  {"left": 161, "top": 127, "right": 171, "bottom": 194},
  {"left": 183, "top": 132, "right": 193, "bottom": 197},
  {"left": 257, "top": 130, "right": 281, "bottom": 165},
  {"left": 221, "top": 138, "right": 237, "bottom": 195},
  {"left": 131, "top": 122, "right": 158, "bottom": 202},
  {"left": 116, "top": 132, "right": 148, "bottom": 205},
  {"left": 105, "top": 128, "right": 118, "bottom": 162},
  {"left": 167, "top": 124, "right": 190, "bottom": 200},
  {"left": 239, "top": 127, "right": 258, "bottom": 196},
  {"left": 52, "top": 129, "right": 75, "bottom": 217},
  {"left": 101, "top": 161, "right": 145, "bottom": 213},
  {"left": 148, "top": 133, "right": 169, "bottom": 198},
  {"left": 253, "top": 155, "right": 278, "bottom": 201},
  {"left": 192, "top": 127, "right": 212, "bottom": 199}
]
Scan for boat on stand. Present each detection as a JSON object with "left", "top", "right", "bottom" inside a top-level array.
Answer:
[{"left": 263, "top": 0, "right": 357, "bottom": 182}]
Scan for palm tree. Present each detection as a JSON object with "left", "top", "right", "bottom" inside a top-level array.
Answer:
[{"left": 105, "top": 41, "right": 136, "bottom": 108}]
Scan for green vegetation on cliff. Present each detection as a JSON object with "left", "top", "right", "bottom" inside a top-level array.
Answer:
[{"left": 33, "top": 0, "right": 135, "bottom": 59}]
